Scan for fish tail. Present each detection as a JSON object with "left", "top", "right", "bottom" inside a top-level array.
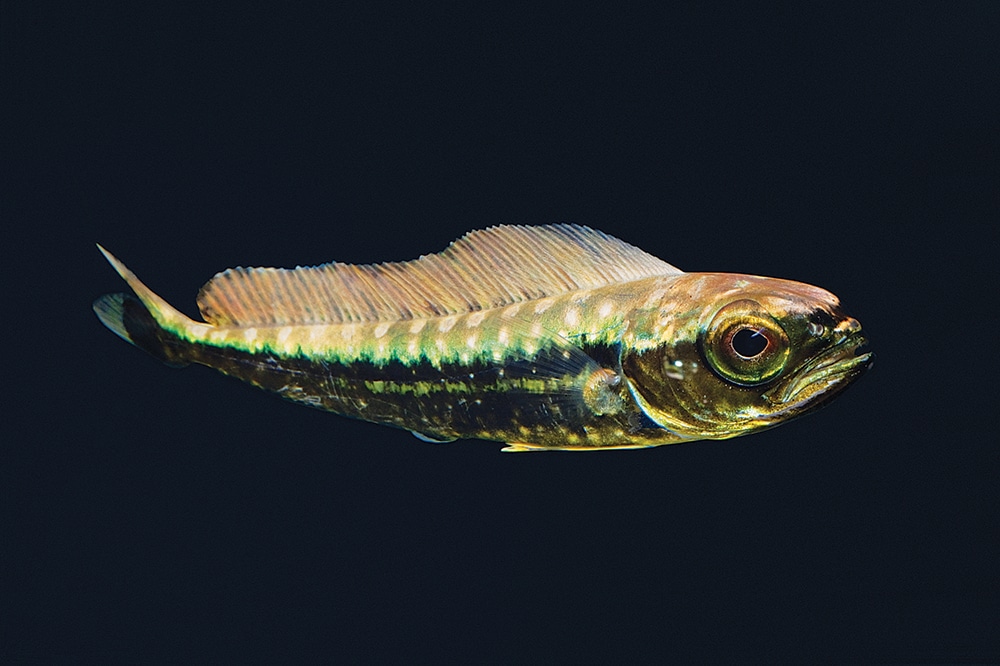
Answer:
[{"left": 93, "top": 245, "right": 196, "bottom": 366}]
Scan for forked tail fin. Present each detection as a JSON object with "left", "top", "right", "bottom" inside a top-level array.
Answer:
[{"left": 93, "top": 245, "right": 197, "bottom": 366}]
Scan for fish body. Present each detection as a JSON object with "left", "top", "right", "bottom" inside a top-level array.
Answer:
[{"left": 94, "top": 225, "right": 872, "bottom": 451}]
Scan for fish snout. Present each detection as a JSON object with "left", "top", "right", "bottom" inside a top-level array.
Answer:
[{"left": 834, "top": 316, "right": 862, "bottom": 338}]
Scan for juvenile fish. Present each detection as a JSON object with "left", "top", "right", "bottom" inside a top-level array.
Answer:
[{"left": 93, "top": 224, "right": 872, "bottom": 451}]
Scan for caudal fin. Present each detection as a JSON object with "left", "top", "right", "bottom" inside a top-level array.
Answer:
[
  {"left": 93, "top": 245, "right": 196, "bottom": 366},
  {"left": 93, "top": 292, "right": 133, "bottom": 343}
]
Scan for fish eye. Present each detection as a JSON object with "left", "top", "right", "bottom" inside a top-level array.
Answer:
[{"left": 703, "top": 300, "right": 790, "bottom": 386}]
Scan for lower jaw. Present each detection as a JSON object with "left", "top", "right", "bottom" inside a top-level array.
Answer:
[{"left": 764, "top": 351, "right": 872, "bottom": 419}]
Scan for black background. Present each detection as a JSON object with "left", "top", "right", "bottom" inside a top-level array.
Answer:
[{"left": 4, "top": 3, "right": 998, "bottom": 663}]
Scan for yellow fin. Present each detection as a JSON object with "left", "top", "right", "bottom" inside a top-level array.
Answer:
[
  {"left": 500, "top": 443, "right": 544, "bottom": 453},
  {"left": 501, "top": 442, "right": 659, "bottom": 452},
  {"left": 196, "top": 224, "right": 681, "bottom": 327},
  {"left": 96, "top": 244, "right": 194, "bottom": 331}
]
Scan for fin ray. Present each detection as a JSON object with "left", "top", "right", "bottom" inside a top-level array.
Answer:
[
  {"left": 93, "top": 293, "right": 133, "bottom": 343},
  {"left": 196, "top": 224, "right": 681, "bottom": 327}
]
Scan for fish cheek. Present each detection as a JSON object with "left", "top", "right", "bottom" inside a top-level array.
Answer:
[{"left": 620, "top": 342, "right": 736, "bottom": 436}]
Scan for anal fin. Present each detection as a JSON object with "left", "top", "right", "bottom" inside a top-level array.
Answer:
[{"left": 501, "top": 442, "right": 547, "bottom": 453}]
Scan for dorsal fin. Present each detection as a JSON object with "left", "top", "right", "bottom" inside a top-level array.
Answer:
[{"left": 196, "top": 224, "right": 682, "bottom": 327}]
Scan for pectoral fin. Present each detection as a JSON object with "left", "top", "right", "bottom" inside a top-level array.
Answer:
[{"left": 410, "top": 430, "right": 457, "bottom": 444}]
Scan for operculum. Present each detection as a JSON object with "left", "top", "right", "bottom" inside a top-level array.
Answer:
[{"left": 620, "top": 340, "right": 716, "bottom": 440}]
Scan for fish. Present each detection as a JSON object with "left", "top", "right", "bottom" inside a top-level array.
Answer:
[{"left": 93, "top": 224, "right": 872, "bottom": 452}]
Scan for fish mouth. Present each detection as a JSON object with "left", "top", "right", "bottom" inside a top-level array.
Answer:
[{"left": 763, "top": 330, "right": 873, "bottom": 417}]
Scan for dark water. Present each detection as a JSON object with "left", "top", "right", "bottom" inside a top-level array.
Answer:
[{"left": 5, "top": 4, "right": 998, "bottom": 662}]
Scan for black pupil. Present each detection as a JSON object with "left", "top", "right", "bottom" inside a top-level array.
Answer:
[{"left": 732, "top": 327, "right": 769, "bottom": 358}]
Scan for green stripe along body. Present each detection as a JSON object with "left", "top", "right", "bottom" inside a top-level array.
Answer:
[{"left": 114, "top": 275, "right": 688, "bottom": 450}]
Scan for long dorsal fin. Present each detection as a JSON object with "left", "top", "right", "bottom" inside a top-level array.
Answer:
[{"left": 196, "top": 224, "right": 682, "bottom": 327}]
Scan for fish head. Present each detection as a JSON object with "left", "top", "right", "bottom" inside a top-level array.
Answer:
[{"left": 620, "top": 273, "right": 873, "bottom": 440}]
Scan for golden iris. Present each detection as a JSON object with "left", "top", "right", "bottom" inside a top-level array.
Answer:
[{"left": 703, "top": 299, "right": 790, "bottom": 386}]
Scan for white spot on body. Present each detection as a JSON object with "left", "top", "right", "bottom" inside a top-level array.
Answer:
[
  {"left": 277, "top": 326, "right": 293, "bottom": 345},
  {"left": 467, "top": 311, "right": 485, "bottom": 328},
  {"left": 564, "top": 308, "right": 580, "bottom": 327},
  {"left": 188, "top": 324, "right": 211, "bottom": 339},
  {"left": 598, "top": 301, "right": 614, "bottom": 318},
  {"left": 466, "top": 334, "right": 478, "bottom": 349},
  {"left": 341, "top": 325, "right": 356, "bottom": 341},
  {"left": 409, "top": 319, "right": 426, "bottom": 334},
  {"left": 374, "top": 322, "right": 390, "bottom": 339},
  {"left": 438, "top": 317, "right": 457, "bottom": 333},
  {"left": 534, "top": 299, "right": 553, "bottom": 314},
  {"left": 503, "top": 305, "right": 521, "bottom": 319},
  {"left": 644, "top": 288, "right": 668, "bottom": 308},
  {"left": 243, "top": 327, "right": 258, "bottom": 343},
  {"left": 498, "top": 328, "right": 509, "bottom": 345}
]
